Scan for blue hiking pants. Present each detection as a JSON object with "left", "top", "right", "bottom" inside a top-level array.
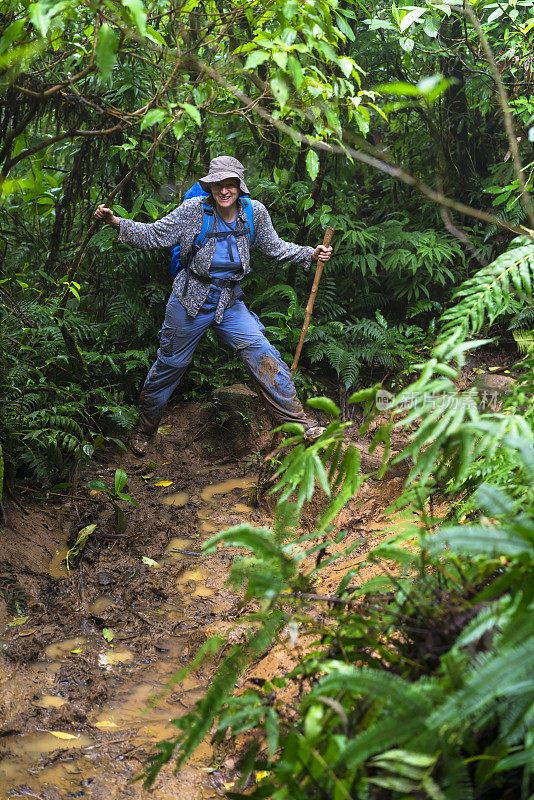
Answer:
[{"left": 137, "top": 289, "right": 314, "bottom": 433}]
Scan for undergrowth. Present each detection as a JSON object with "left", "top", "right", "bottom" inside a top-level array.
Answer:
[{"left": 143, "top": 235, "right": 534, "bottom": 799}]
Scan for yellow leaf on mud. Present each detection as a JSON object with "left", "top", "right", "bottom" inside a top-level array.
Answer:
[
  {"left": 50, "top": 731, "right": 77, "bottom": 740},
  {"left": 141, "top": 473, "right": 154, "bottom": 480},
  {"left": 154, "top": 480, "right": 173, "bottom": 487},
  {"left": 7, "top": 616, "right": 29, "bottom": 627},
  {"left": 17, "top": 629, "right": 36, "bottom": 637},
  {"left": 94, "top": 720, "right": 118, "bottom": 728},
  {"left": 90, "top": 490, "right": 101, "bottom": 496},
  {"left": 256, "top": 771, "right": 270, "bottom": 782},
  {"left": 142, "top": 556, "right": 160, "bottom": 567},
  {"left": 157, "top": 425, "right": 173, "bottom": 435}
]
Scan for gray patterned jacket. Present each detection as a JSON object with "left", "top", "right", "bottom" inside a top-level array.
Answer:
[{"left": 118, "top": 196, "right": 314, "bottom": 323}]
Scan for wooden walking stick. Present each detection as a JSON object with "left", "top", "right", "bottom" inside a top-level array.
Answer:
[{"left": 290, "top": 226, "right": 334, "bottom": 377}]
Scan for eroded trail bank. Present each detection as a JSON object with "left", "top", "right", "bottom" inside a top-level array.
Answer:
[{"left": 0, "top": 400, "right": 407, "bottom": 799}]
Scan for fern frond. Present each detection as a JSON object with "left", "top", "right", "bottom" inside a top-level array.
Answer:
[
  {"left": 439, "top": 239, "right": 534, "bottom": 342},
  {"left": 512, "top": 329, "right": 534, "bottom": 353},
  {"left": 251, "top": 284, "right": 300, "bottom": 315}
]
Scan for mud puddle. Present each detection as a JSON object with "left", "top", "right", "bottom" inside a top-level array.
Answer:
[
  {"left": 0, "top": 401, "right": 407, "bottom": 798},
  {"left": 0, "top": 425, "right": 264, "bottom": 799}
]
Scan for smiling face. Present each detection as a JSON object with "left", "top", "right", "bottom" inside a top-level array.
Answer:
[{"left": 209, "top": 178, "right": 240, "bottom": 216}]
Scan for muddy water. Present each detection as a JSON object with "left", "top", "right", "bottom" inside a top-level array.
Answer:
[{"left": 0, "top": 475, "right": 258, "bottom": 799}]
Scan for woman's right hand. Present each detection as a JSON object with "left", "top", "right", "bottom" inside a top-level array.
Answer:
[{"left": 94, "top": 204, "right": 120, "bottom": 229}]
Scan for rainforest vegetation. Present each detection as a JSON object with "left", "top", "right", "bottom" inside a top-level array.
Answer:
[{"left": 1, "top": 0, "right": 534, "bottom": 796}]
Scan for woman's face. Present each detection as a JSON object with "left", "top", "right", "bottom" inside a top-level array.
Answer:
[{"left": 210, "top": 178, "right": 240, "bottom": 214}]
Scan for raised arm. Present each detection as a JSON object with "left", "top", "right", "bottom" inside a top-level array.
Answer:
[{"left": 93, "top": 202, "right": 188, "bottom": 250}]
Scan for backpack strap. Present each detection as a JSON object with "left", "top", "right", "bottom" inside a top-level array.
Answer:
[
  {"left": 240, "top": 197, "right": 254, "bottom": 245},
  {"left": 182, "top": 202, "right": 215, "bottom": 296},
  {"left": 191, "top": 202, "right": 215, "bottom": 258}
]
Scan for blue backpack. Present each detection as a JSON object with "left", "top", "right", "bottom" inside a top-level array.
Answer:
[{"left": 170, "top": 182, "right": 254, "bottom": 279}]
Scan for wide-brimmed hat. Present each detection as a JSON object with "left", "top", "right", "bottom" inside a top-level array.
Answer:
[{"left": 198, "top": 155, "right": 249, "bottom": 194}]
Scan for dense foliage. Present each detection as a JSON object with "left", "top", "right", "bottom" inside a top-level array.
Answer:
[
  {"left": 2, "top": 0, "right": 533, "bottom": 489},
  {"left": 1, "top": 0, "right": 534, "bottom": 797},
  {"left": 145, "top": 246, "right": 534, "bottom": 799}
]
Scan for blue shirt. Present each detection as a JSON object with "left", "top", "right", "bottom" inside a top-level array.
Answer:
[{"left": 210, "top": 213, "right": 242, "bottom": 280}]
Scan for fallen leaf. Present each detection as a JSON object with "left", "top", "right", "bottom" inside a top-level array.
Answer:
[
  {"left": 141, "top": 473, "right": 154, "bottom": 480},
  {"left": 157, "top": 425, "right": 173, "bottom": 435},
  {"left": 102, "top": 628, "right": 114, "bottom": 642},
  {"left": 70, "top": 647, "right": 83, "bottom": 654},
  {"left": 50, "top": 731, "right": 77, "bottom": 740},
  {"left": 7, "top": 616, "right": 29, "bottom": 627},
  {"left": 18, "top": 629, "right": 36, "bottom": 637},
  {"left": 90, "top": 490, "right": 102, "bottom": 496},
  {"left": 142, "top": 556, "right": 160, "bottom": 567},
  {"left": 94, "top": 720, "right": 118, "bottom": 728},
  {"left": 154, "top": 480, "right": 173, "bottom": 487}
]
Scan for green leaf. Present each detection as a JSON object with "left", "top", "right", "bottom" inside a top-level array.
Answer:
[
  {"left": 306, "top": 396, "right": 340, "bottom": 418},
  {"left": 335, "top": 13, "right": 355, "bottom": 40},
  {"left": 123, "top": 0, "right": 147, "bottom": 37},
  {"left": 114, "top": 469, "right": 127, "bottom": 494},
  {"left": 430, "top": 525, "right": 534, "bottom": 558},
  {"left": 265, "top": 707, "right": 279, "bottom": 757},
  {"left": 287, "top": 55, "right": 303, "bottom": 89},
  {"left": 272, "top": 51, "right": 287, "bottom": 70},
  {"left": 140, "top": 108, "right": 165, "bottom": 130},
  {"left": 95, "top": 24, "right": 119, "bottom": 82},
  {"left": 304, "top": 704, "right": 324, "bottom": 741},
  {"left": 399, "top": 7, "right": 425, "bottom": 32},
  {"left": 367, "top": 18, "right": 396, "bottom": 30},
  {"left": 102, "top": 627, "right": 114, "bottom": 642},
  {"left": 180, "top": 103, "right": 202, "bottom": 126},
  {"left": 271, "top": 74, "right": 289, "bottom": 106},
  {"left": 423, "top": 17, "right": 440, "bottom": 37},
  {"left": 145, "top": 25, "right": 166, "bottom": 45},
  {"left": 399, "top": 37, "right": 415, "bottom": 53},
  {"left": 116, "top": 507, "right": 127, "bottom": 535},
  {"left": 245, "top": 50, "right": 269, "bottom": 69},
  {"left": 377, "top": 81, "right": 421, "bottom": 96},
  {"left": 305, "top": 150, "right": 320, "bottom": 181},
  {"left": 338, "top": 57, "right": 354, "bottom": 77},
  {"left": 88, "top": 479, "right": 109, "bottom": 494},
  {"left": 0, "top": 19, "right": 26, "bottom": 52},
  {"left": 29, "top": 0, "right": 65, "bottom": 37}
]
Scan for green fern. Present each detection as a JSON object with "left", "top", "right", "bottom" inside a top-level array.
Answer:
[{"left": 439, "top": 238, "right": 534, "bottom": 342}]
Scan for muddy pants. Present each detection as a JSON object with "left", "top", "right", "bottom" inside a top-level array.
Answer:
[{"left": 137, "top": 289, "right": 315, "bottom": 434}]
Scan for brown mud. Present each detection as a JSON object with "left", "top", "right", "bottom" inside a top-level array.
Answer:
[{"left": 0, "top": 398, "right": 412, "bottom": 799}]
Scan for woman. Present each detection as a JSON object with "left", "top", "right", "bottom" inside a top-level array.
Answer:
[{"left": 94, "top": 155, "right": 332, "bottom": 454}]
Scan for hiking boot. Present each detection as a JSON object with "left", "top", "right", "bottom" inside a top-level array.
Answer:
[
  {"left": 304, "top": 424, "right": 326, "bottom": 441},
  {"left": 129, "top": 428, "right": 153, "bottom": 456}
]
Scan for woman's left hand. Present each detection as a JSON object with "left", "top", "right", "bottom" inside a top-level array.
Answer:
[{"left": 312, "top": 244, "right": 332, "bottom": 262}]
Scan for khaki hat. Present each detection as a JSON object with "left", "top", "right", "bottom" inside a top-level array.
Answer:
[{"left": 199, "top": 155, "right": 249, "bottom": 194}]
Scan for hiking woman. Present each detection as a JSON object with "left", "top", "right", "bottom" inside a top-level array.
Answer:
[{"left": 94, "top": 156, "right": 332, "bottom": 454}]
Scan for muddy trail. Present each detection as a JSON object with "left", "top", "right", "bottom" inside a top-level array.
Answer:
[{"left": 0, "top": 392, "right": 412, "bottom": 799}]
